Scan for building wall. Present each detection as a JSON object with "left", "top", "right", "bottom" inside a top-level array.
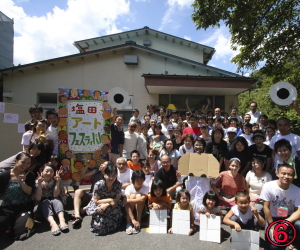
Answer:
[
  {"left": 0, "top": 12, "right": 14, "bottom": 70},
  {"left": 3, "top": 48, "right": 237, "bottom": 114}
]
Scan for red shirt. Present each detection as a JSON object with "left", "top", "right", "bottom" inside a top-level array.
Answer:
[
  {"left": 182, "top": 126, "right": 202, "bottom": 137},
  {"left": 216, "top": 171, "right": 247, "bottom": 196}
]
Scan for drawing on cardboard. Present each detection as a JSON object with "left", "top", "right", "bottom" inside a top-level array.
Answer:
[
  {"left": 199, "top": 214, "right": 221, "bottom": 243},
  {"left": 172, "top": 210, "right": 190, "bottom": 235},
  {"left": 231, "top": 229, "right": 260, "bottom": 250},
  {"left": 149, "top": 210, "right": 167, "bottom": 234}
]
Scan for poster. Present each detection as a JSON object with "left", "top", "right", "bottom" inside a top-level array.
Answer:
[{"left": 57, "top": 88, "right": 112, "bottom": 186}]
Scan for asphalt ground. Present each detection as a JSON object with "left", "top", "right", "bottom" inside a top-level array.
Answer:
[{"left": 1, "top": 204, "right": 268, "bottom": 250}]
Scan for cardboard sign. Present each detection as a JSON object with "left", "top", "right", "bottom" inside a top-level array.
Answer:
[
  {"left": 231, "top": 229, "right": 260, "bottom": 250},
  {"left": 178, "top": 153, "right": 219, "bottom": 178}
]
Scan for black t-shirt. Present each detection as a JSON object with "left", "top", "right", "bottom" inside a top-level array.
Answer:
[
  {"left": 225, "top": 148, "right": 252, "bottom": 170},
  {"left": 249, "top": 144, "right": 272, "bottom": 162},
  {"left": 155, "top": 165, "right": 177, "bottom": 189},
  {"left": 205, "top": 140, "right": 228, "bottom": 162},
  {"left": 111, "top": 123, "right": 125, "bottom": 154},
  {"left": 90, "top": 169, "right": 105, "bottom": 193},
  {"left": 172, "top": 138, "right": 183, "bottom": 151}
]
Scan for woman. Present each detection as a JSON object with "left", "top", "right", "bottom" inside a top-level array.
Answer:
[
  {"left": 86, "top": 163, "right": 122, "bottom": 236},
  {"left": 0, "top": 152, "right": 36, "bottom": 240},
  {"left": 160, "top": 115, "right": 171, "bottom": 137},
  {"left": 194, "top": 137, "right": 206, "bottom": 154},
  {"left": 212, "top": 158, "right": 248, "bottom": 207},
  {"left": 205, "top": 127, "right": 228, "bottom": 171},
  {"left": 157, "top": 106, "right": 166, "bottom": 124},
  {"left": 246, "top": 157, "right": 272, "bottom": 215},
  {"left": 178, "top": 133, "right": 194, "bottom": 156},
  {"left": 225, "top": 137, "right": 252, "bottom": 176},
  {"left": 149, "top": 124, "right": 168, "bottom": 154},
  {"left": 159, "top": 139, "right": 180, "bottom": 168},
  {"left": 258, "top": 114, "right": 268, "bottom": 133},
  {"left": 147, "top": 149, "right": 161, "bottom": 173},
  {"left": 264, "top": 126, "right": 275, "bottom": 146}
]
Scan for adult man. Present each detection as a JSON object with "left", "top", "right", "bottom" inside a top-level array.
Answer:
[
  {"left": 110, "top": 109, "right": 125, "bottom": 164},
  {"left": 116, "top": 157, "right": 132, "bottom": 194},
  {"left": 213, "top": 108, "right": 224, "bottom": 120},
  {"left": 182, "top": 114, "right": 201, "bottom": 138},
  {"left": 260, "top": 164, "right": 300, "bottom": 249},
  {"left": 229, "top": 107, "right": 243, "bottom": 123},
  {"left": 244, "top": 114, "right": 251, "bottom": 123},
  {"left": 72, "top": 160, "right": 110, "bottom": 227},
  {"left": 24, "top": 104, "right": 43, "bottom": 131},
  {"left": 122, "top": 121, "right": 139, "bottom": 160},
  {"left": 246, "top": 102, "right": 261, "bottom": 124},
  {"left": 147, "top": 119, "right": 157, "bottom": 136},
  {"left": 155, "top": 154, "right": 181, "bottom": 198},
  {"left": 146, "top": 104, "right": 157, "bottom": 120}
]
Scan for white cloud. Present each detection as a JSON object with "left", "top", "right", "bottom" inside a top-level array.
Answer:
[
  {"left": 200, "top": 26, "right": 240, "bottom": 62},
  {"left": 0, "top": 0, "right": 130, "bottom": 65},
  {"left": 122, "top": 26, "right": 130, "bottom": 30},
  {"left": 183, "top": 35, "right": 191, "bottom": 41},
  {"left": 167, "top": 0, "right": 193, "bottom": 7}
]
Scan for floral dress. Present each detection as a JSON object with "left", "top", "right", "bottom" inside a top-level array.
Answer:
[{"left": 86, "top": 179, "right": 122, "bottom": 235}]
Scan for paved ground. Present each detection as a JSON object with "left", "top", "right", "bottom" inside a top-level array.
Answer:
[{"left": 1, "top": 208, "right": 267, "bottom": 250}]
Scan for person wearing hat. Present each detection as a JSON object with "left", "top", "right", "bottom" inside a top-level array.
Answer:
[
  {"left": 225, "top": 127, "right": 237, "bottom": 151},
  {"left": 167, "top": 125, "right": 175, "bottom": 140},
  {"left": 249, "top": 130, "right": 272, "bottom": 173}
]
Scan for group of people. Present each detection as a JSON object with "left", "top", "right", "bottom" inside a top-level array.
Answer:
[{"left": 0, "top": 101, "right": 300, "bottom": 250}]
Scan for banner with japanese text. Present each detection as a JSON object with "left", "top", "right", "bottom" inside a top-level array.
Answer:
[{"left": 57, "top": 88, "right": 112, "bottom": 186}]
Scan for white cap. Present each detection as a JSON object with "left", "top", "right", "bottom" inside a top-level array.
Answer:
[{"left": 227, "top": 127, "right": 237, "bottom": 133}]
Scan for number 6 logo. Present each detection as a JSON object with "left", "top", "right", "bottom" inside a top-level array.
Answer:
[{"left": 266, "top": 220, "right": 296, "bottom": 247}]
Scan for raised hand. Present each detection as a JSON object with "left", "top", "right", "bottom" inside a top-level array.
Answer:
[
  {"left": 37, "top": 172, "right": 44, "bottom": 185},
  {"left": 58, "top": 166, "right": 64, "bottom": 176},
  {"left": 18, "top": 172, "right": 28, "bottom": 183},
  {"left": 53, "top": 170, "right": 61, "bottom": 182}
]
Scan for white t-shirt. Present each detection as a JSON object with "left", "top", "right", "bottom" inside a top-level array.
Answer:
[
  {"left": 269, "top": 133, "right": 300, "bottom": 170},
  {"left": 122, "top": 131, "right": 138, "bottom": 159},
  {"left": 260, "top": 180, "right": 300, "bottom": 217},
  {"left": 179, "top": 145, "right": 194, "bottom": 156},
  {"left": 159, "top": 149, "right": 180, "bottom": 165},
  {"left": 246, "top": 170, "right": 272, "bottom": 197},
  {"left": 239, "top": 133, "right": 254, "bottom": 146},
  {"left": 46, "top": 125, "right": 58, "bottom": 155},
  {"left": 137, "top": 134, "right": 148, "bottom": 160},
  {"left": 117, "top": 168, "right": 132, "bottom": 185},
  {"left": 246, "top": 111, "right": 261, "bottom": 124},
  {"left": 161, "top": 123, "right": 169, "bottom": 137},
  {"left": 21, "top": 132, "right": 38, "bottom": 150},
  {"left": 124, "top": 183, "right": 148, "bottom": 196},
  {"left": 231, "top": 205, "right": 253, "bottom": 224},
  {"left": 198, "top": 203, "right": 221, "bottom": 214}
]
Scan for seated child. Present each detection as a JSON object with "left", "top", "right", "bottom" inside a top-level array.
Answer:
[
  {"left": 141, "top": 161, "right": 154, "bottom": 193},
  {"left": 198, "top": 190, "right": 222, "bottom": 216},
  {"left": 123, "top": 170, "right": 148, "bottom": 235},
  {"left": 223, "top": 191, "right": 265, "bottom": 231},
  {"left": 168, "top": 189, "right": 195, "bottom": 235},
  {"left": 152, "top": 135, "right": 164, "bottom": 153},
  {"left": 127, "top": 150, "right": 142, "bottom": 171},
  {"left": 148, "top": 179, "right": 172, "bottom": 210}
]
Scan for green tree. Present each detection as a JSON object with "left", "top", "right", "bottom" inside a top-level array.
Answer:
[{"left": 192, "top": 0, "right": 300, "bottom": 76}]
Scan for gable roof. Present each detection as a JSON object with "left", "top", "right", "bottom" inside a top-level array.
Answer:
[
  {"left": 0, "top": 11, "right": 13, "bottom": 22},
  {"left": 73, "top": 26, "right": 215, "bottom": 64},
  {"left": 0, "top": 41, "right": 244, "bottom": 78}
]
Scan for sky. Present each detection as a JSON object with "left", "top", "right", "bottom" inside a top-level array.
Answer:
[{"left": 1, "top": 0, "right": 246, "bottom": 74}]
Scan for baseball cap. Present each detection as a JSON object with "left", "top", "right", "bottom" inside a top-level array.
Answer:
[{"left": 227, "top": 127, "right": 237, "bottom": 133}]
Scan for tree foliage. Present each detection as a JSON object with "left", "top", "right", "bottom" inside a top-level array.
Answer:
[{"left": 192, "top": 0, "right": 300, "bottom": 76}]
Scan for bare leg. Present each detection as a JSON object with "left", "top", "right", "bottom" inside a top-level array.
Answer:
[
  {"left": 125, "top": 194, "right": 136, "bottom": 224},
  {"left": 57, "top": 211, "right": 67, "bottom": 228},
  {"left": 73, "top": 189, "right": 84, "bottom": 219},
  {"left": 47, "top": 215, "right": 59, "bottom": 232},
  {"left": 134, "top": 194, "right": 144, "bottom": 230}
]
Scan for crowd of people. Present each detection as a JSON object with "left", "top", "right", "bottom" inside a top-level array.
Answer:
[{"left": 0, "top": 101, "right": 300, "bottom": 250}]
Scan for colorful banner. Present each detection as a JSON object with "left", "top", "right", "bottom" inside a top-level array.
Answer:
[{"left": 57, "top": 88, "right": 112, "bottom": 186}]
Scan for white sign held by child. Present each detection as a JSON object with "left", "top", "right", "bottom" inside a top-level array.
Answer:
[
  {"left": 231, "top": 229, "right": 259, "bottom": 250},
  {"left": 199, "top": 214, "right": 221, "bottom": 243},
  {"left": 172, "top": 210, "right": 190, "bottom": 235},
  {"left": 149, "top": 210, "right": 167, "bottom": 234}
]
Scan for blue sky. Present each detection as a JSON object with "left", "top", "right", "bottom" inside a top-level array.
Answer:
[{"left": 1, "top": 0, "right": 244, "bottom": 74}]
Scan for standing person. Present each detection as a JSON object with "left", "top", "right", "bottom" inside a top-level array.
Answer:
[
  {"left": 159, "top": 139, "right": 180, "bottom": 167},
  {"left": 213, "top": 108, "right": 224, "bottom": 120},
  {"left": 179, "top": 133, "right": 194, "bottom": 156},
  {"left": 264, "top": 126, "right": 275, "bottom": 146},
  {"left": 244, "top": 114, "right": 251, "bottom": 123},
  {"left": 157, "top": 106, "right": 166, "bottom": 124},
  {"left": 182, "top": 114, "right": 201, "bottom": 138},
  {"left": 160, "top": 115, "right": 170, "bottom": 137},
  {"left": 260, "top": 164, "right": 300, "bottom": 250},
  {"left": 258, "top": 114, "right": 268, "bottom": 133},
  {"left": 225, "top": 127, "right": 237, "bottom": 151},
  {"left": 110, "top": 110, "right": 125, "bottom": 165},
  {"left": 147, "top": 119, "right": 157, "bottom": 137},
  {"left": 24, "top": 104, "right": 43, "bottom": 131},
  {"left": 199, "top": 124, "right": 211, "bottom": 142},
  {"left": 0, "top": 153, "right": 36, "bottom": 240},
  {"left": 228, "top": 117, "right": 242, "bottom": 137},
  {"left": 45, "top": 110, "right": 59, "bottom": 156},
  {"left": 146, "top": 104, "right": 158, "bottom": 120},
  {"left": 155, "top": 155, "right": 181, "bottom": 199},
  {"left": 246, "top": 102, "right": 261, "bottom": 124},
  {"left": 240, "top": 122, "right": 254, "bottom": 146},
  {"left": 137, "top": 124, "right": 149, "bottom": 162},
  {"left": 269, "top": 118, "right": 300, "bottom": 171},
  {"left": 205, "top": 127, "right": 228, "bottom": 171},
  {"left": 129, "top": 109, "right": 140, "bottom": 123},
  {"left": 172, "top": 128, "right": 183, "bottom": 151},
  {"left": 122, "top": 122, "right": 139, "bottom": 160},
  {"left": 229, "top": 107, "right": 243, "bottom": 123}
]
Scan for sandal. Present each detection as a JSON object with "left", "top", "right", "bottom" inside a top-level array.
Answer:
[
  {"left": 60, "top": 225, "right": 69, "bottom": 232},
  {"left": 72, "top": 217, "right": 82, "bottom": 227},
  {"left": 132, "top": 222, "right": 140, "bottom": 234},
  {"left": 126, "top": 223, "right": 133, "bottom": 235},
  {"left": 52, "top": 229, "right": 61, "bottom": 236}
]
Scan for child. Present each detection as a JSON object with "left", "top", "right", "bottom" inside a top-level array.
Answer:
[
  {"left": 223, "top": 191, "right": 265, "bottom": 231},
  {"left": 123, "top": 170, "right": 148, "bottom": 234},
  {"left": 148, "top": 179, "right": 172, "bottom": 210},
  {"left": 168, "top": 189, "right": 195, "bottom": 235},
  {"left": 141, "top": 161, "right": 154, "bottom": 192},
  {"left": 34, "top": 163, "right": 68, "bottom": 236},
  {"left": 179, "top": 133, "right": 194, "bottom": 156},
  {"left": 127, "top": 150, "right": 142, "bottom": 171},
  {"left": 129, "top": 109, "right": 140, "bottom": 123},
  {"left": 198, "top": 190, "right": 222, "bottom": 216},
  {"left": 152, "top": 135, "right": 164, "bottom": 153}
]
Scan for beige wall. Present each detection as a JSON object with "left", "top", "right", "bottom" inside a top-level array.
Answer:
[
  {"left": 0, "top": 103, "right": 30, "bottom": 161},
  {"left": 3, "top": 48, "right": 238, "bottom": 114}
]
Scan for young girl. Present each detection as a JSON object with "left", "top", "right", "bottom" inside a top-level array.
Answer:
[
  {"left": 179, "top": 133, "right": 194, "bottom": 156},
  {"left": 212, "top": 158, "right": 248, "bottom": 207},
  {"left": 34, "top": 163, "right": 68, "bottom": 236},
  {"left": 148, "top": 179, "right": 172, "bottom": 210},
  {"left": 141, "top": 161, "right": 155, "bottom": 192},
  {"left": 194, "top": 137, "right": 206, "bottom": 154},
  {"left": 198, "top": 190, "right": 222, "bottom": 216},
  {"left": 223, "top": 191, "right": 265, "bottom": 231},
  {"left": 168, "top": 189, "right": 195, "bottom": 235},
  {"left": 22, "top": 119, "right": 49, "bottom": 151}
]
